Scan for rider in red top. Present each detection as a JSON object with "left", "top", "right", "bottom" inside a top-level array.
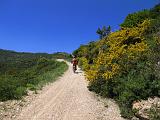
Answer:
[{"left": 71, "top": 56, "right": 78, "bottom": 72}]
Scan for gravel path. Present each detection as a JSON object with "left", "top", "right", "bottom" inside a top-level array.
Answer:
[{"left": 15, "top": 61, "right": 125, "bottom": 120}]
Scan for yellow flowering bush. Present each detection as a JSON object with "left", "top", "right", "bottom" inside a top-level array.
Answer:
[
  {"left": 74, "top": 4, "right": 160, "bottom": 118},
  {"left": 85, "top": 20, "right": 150, "bottom": 82}
]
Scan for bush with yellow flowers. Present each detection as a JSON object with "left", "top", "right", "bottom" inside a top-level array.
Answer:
[
  {"left": 86, "top": 20, "right": 149, "bottom": 82},
  {"left": 74, "top": 19, "right": 160, "bottom": 119},
  {"left": 87, "top": 20, "right": 160, "bottom": 118},
  {"left": 73, "top": 4, "right": 160, "bottom": 119}
]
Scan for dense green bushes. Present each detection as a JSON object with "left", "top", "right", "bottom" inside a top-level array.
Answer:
[
  {"left": 88, "top": 59, "right": 160, "bottom": 118},
  {"left": 0, "top": 50, "right": 69, "bottom": 101},
  {"left": 120, "top": 4, "right": 160, "bottom": 28},
  {"left": 0, "top": 76, "right": 26, "bottom": 100},
  {"left": 74, "top": 4, "right": 160, "bottom": 119}
]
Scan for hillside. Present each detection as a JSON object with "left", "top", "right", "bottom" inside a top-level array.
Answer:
[
  {"left": 0, "top": 49, "right": 70, "bottom": 101},
  {"left": 73, "top": 4, "right": 160, "bottom": 119},
  {"left": 0, "top": 49, "right": 71, "bottom": 62}
]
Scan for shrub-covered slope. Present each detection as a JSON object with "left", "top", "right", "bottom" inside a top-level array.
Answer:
[
  {"left": 73, "top": 4, "right": 160, "bottom": 118},
  {"left": 0, "top": 49, "right": 69, "bottom": 101}
]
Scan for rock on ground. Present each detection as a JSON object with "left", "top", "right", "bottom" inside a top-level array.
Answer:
[{"left": 132, "top": 97, "right": 160, "bottom": 120}]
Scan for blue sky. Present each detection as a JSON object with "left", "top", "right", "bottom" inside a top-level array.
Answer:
[{"left": 0, "top": 0, "right": 159, "bottom": 53}]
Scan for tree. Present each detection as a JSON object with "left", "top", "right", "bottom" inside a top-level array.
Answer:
[
  {"left": 96, "top": 26, "right": 111, "bottom": 39},
  {"left": 96, "top": 27, "right": 103, "bottom": 39}
]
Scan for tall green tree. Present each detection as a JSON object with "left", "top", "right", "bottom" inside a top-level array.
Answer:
[{"left": 96, "top": 26, "right": 111, "bottom": 39}]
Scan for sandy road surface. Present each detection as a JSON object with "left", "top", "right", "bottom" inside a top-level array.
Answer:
[{"left": 15, "top": 61, "right": 125, "bottom": 120}]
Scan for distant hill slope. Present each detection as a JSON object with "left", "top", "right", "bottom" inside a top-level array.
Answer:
[
  {"left": 0, "top": 49, "right": 69, "bottom": 101},
  {"left": 0, "top": 49, "right": 71, "bottom": 63}
]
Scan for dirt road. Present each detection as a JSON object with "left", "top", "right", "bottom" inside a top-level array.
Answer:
[{"left": 16, "top": 61, "right": 125, "bottom": 120}]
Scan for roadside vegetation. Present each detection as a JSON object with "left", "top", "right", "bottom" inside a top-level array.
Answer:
[
  {"left": 0, "top": 49, "right": 69, "bottom": 101},
  {"left": 73, "top": 4, "right": 160, "bottom": 119}
]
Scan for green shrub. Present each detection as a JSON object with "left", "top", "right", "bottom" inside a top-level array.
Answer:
[
  {"left": 74, "top": 4, "right": 160, "bottom": 119},
  {"left": 14, "top": 87, "right": 27, "bottom": 99},
  {"left": 26, "top": 84, "right": 37, "bottom": 91},
  {"left": 0, "top": 58, "right": 68, "bottom": 101},
  {"left": 0, "top": 76, "right": 20, "bottom": 101},
  {"left": 120, "top": 9, "right": 150, "bottom": 28}
]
